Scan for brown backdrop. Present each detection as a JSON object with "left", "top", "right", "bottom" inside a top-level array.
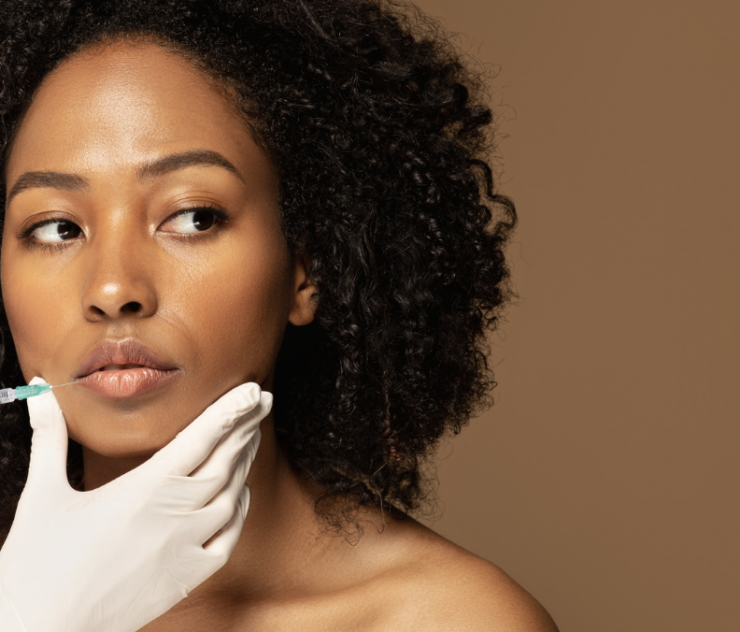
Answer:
[{"left": 412, "top": 1, "right": 740, "bottom": 630}]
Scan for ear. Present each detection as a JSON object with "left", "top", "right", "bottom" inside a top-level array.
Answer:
[{"left": 288, "top": 252, "right": 318, "bottom": 326}]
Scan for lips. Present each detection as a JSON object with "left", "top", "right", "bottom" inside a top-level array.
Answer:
[{"left": 76, "top": 339, "right": 179, "bottom": 398}]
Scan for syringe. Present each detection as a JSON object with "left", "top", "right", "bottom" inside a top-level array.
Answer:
[{"left": 0, "top": 381, "right": 77, "bottom": 404}]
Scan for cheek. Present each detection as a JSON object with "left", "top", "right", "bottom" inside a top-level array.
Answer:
[
  {"left": 0, "top": 250, "right": 74, "bottom": 380},
  {"left": 170, "top": 234, "right": 293, "bottom": 386}
]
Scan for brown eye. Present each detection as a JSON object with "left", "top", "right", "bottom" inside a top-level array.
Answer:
[
  {"left": 161, "top": 208, "right": 222, "bottom": 234},
  {"left": 191, "top": 210, "right": 216, "bottom": 231},
  {"left": 30, "top": 220, "right": 82, "bottom": 243}
]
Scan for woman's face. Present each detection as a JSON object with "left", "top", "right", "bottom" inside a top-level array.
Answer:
[{"left": 1, "top": 42, "right": 313, "bottom": 459}]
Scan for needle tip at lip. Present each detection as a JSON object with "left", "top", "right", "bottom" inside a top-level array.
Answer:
[
  {"left": 51, "top": 380, "right": 78, "bottom": 388},
  {"left": 76, "top": 338, "right": 177, "bottom": 379}
]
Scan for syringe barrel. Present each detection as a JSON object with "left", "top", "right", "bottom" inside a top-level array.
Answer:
[
  {"left": 15, "top": 384, "right": 51, "bottom": 401},
  {"left": 0, "top": 388, "right": 17, "bottom": 404}
]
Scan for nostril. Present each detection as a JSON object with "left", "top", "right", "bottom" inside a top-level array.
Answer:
[
  {"left": 83, "top": 285, "right": 156, "bottom": 321},
  {"left": 121, "top": 301, "right": 143, "bottom": 314}
]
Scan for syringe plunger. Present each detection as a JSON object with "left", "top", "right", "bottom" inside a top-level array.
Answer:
[{"left": 0, "top": 388, "right": 17, "bottom": 404}]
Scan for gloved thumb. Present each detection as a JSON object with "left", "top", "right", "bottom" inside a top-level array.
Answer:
[{"left": 25, "top": 376, "right": 70, "bottom": 492}]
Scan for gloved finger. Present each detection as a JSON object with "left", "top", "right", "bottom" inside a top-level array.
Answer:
[
  {"left": 236, "top": 463, "right": 253, "bottom": 522},
  {"left": 25, "top": 377, "right": 70, "bottom": 492},
  {"left": 241, "top": 425, "right": 262, "bottom": 488},
  {"left": 189, "top": 482, "right": 250, "bottom": 588},
  {"left": 191, "top": 428, "right": 261, "bottom": 545},
  {"left": 144, "top": 382, "right": 261, "bottom": 478},
  {"left": 139, "top": 398, "right": 266, "bottom": 516},
  {"left": 201, "top": 481, "right": 251, "bottom": 568},
  {"left": 152, "top": 394, "right": 268, "bottom": 512},
  {"left": 153, "top": 423, "right": 255, "bottom": 515},
  {"left": 189, "top": 391, "right": 270, "bottom": 481}
]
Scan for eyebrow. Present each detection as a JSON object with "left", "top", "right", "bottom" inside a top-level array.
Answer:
[
  {"left": 137, "top": 150, "right": 244, "bottom": 183},
  {"left": 6, "top": 172, "right": 87, "bottom": 204},
  {"left": 6, "top": 150, "right": 244, "bottom": 204}
]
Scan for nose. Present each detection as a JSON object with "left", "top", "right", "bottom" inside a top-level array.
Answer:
[{"left": 81, "top": 238, "right": 158, "bottom": 322}]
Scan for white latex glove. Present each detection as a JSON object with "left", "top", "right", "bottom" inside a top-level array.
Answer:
[{"left": 0, "top": 377, "right": 270, "bottom": 632}]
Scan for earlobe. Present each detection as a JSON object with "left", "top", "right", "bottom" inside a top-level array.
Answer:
[{"left": 288, "top": 253, "right": 317, "bottom": 326}]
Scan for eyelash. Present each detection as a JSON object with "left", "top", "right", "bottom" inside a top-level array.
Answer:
[{"left": 18, "top": 204, "right": 230, "bottom": 252}]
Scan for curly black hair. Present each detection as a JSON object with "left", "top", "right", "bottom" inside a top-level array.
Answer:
[{"left": 0, "top": 0, "right": 516, "bottom": 538}]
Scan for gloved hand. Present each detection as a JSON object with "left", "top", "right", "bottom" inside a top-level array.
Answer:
[{"left": 0, "top": 377, "right": 270, "bottom": 632}]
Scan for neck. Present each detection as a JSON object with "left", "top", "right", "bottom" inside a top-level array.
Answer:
[{"left": 80, "top": 414, "right": 396, "bottom": 615}]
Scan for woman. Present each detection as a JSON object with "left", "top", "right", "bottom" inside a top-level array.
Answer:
[{"left": 0, "top": 0, "right": 558, "bottom": 630}]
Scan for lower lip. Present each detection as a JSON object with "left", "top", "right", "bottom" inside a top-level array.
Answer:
[{"left": 78, "top": 368, "right": 178, "bottom": 398}]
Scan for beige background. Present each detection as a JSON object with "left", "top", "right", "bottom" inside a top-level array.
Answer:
[{"left": 412, "top": 1, "right": 740, "bottom": 630}]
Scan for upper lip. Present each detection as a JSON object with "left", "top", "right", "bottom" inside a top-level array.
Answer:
[{"left": 76, "top": 339, "right": 177, "bottom": 378}]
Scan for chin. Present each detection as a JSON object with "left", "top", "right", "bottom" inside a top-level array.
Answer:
[{"left": 68, "top": 421, "right": 177, "bottom": 461}]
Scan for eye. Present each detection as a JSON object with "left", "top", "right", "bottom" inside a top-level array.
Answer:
[
  {"left": 29, "top": 219, "right": 83, "bottom": 244},
  {"left": 161, "top": 207, "right": 225, "bottom": 234}
]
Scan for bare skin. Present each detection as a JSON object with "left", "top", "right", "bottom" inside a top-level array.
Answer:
[{"left": 1, "top": 42, "right": 557, "bottom": 631}]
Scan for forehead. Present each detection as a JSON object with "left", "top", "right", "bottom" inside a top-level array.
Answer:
[{"left": 6, "top": 42, "right": 260, "bottom": 184}]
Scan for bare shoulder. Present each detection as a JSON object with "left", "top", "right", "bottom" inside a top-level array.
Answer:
[
  {"left": 371, "top": 520, "right": 559, "bottom": 632},
  {"left": 422, "top": 547, "right": 559, "bottom": 632}
]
